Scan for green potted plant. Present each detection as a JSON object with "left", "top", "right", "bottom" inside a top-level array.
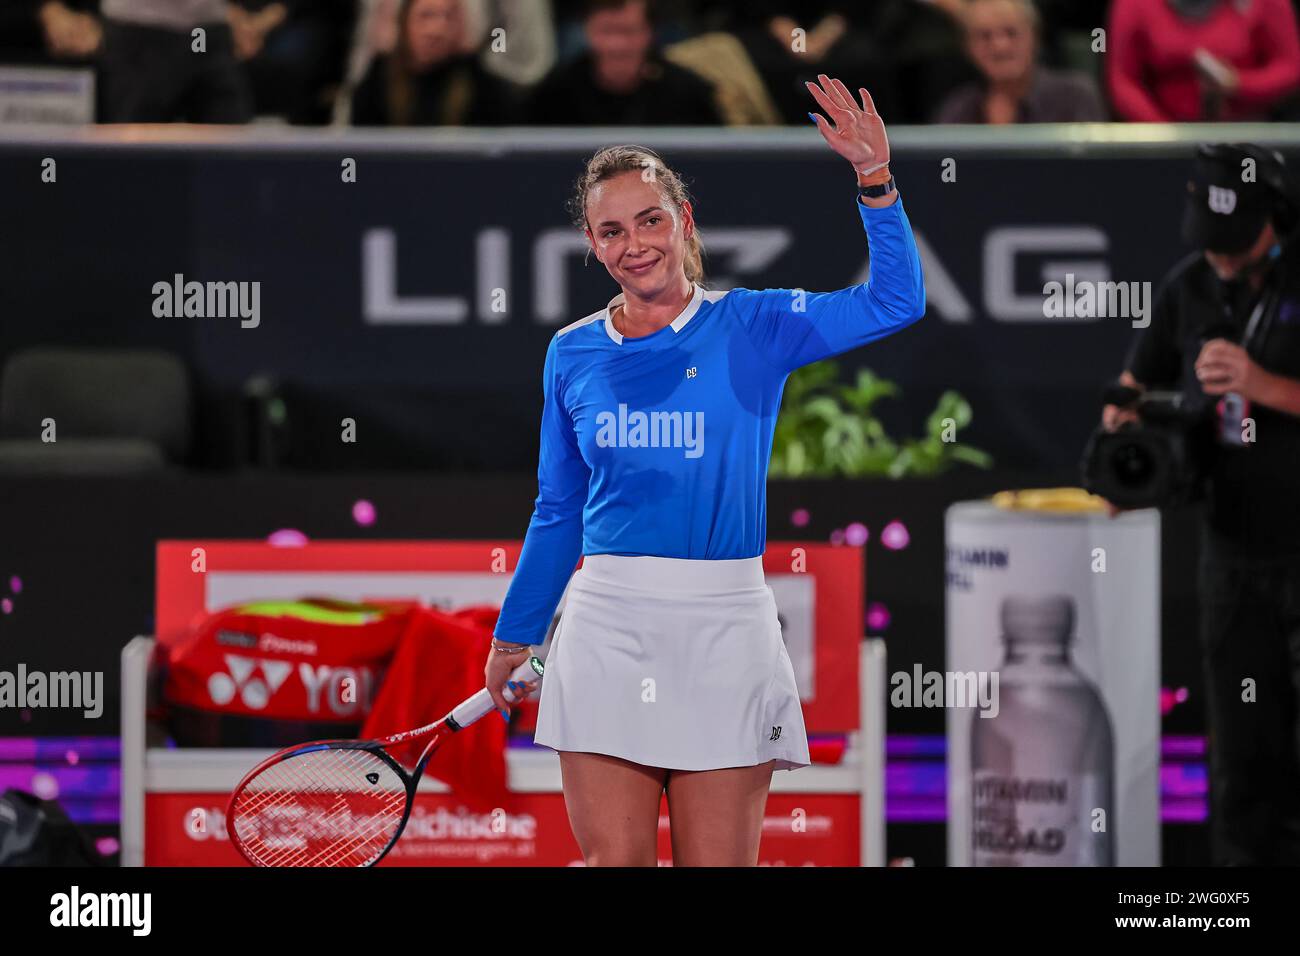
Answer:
[{"left": 770, "top": 360, "right": 992, "bottom": 478}]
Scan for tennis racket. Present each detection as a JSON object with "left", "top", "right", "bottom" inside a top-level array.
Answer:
[{"left": 226, "top": 655, "right": 544, "bottom": 868}]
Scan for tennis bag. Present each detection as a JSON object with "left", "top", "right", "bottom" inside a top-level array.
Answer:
[
  {"left": 162, "top": 599, "right": 412, "bottom": 747},
  {"left": 164, "top": 598, "right": 511, "bottom": 810}
]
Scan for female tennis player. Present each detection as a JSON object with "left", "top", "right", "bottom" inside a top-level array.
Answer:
[{"left": 486, "top": 74, "right": 925, "bottom": 866}]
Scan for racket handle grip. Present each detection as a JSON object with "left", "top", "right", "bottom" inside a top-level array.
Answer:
[{"left": 450, "top": 656, "right": 545, "bottom": 729}]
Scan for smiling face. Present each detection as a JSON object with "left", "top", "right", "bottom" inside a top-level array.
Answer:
[
  {"left": 585, "top": 169, "right": 693, "bottom": 298},
  {"left": 965, "top": 0, "right": 1037, "bottom": 85}
]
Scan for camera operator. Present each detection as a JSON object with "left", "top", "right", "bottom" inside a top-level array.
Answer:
[{"left": 1102, "top": 143, "right": 1300, "bottom": 865}]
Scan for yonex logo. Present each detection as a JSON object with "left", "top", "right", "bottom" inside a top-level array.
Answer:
[
  {"left": 365, "top": 772, "right": 380, "bottom": 785},
  {"left": 1207, "top": 185, "right": 1237, "bottom": 215},
  {"left": 594, "top": 404, "right": 704, "bottom": 459},
  {"left": 686, "top": 366, "right": 697, "bottom": 378},
  {"left": 769, "top": 726, "right": 782, "bottom": 742},
  {"left": 207, "top": 654, "right": 292, "bottom": 710}
]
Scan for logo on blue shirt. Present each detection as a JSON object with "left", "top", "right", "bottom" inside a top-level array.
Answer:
[{"left": 595, "top": 404, "right": 705, "bottom": 459}]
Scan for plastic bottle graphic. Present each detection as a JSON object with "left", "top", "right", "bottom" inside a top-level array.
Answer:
[{"left": 970, "top": 595, "right": 1114, "bottom": 866}]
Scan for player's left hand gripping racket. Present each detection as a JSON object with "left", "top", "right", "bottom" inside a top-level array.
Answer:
[{"left": 226, "top": 655, "right": 544, "bottom": 867}]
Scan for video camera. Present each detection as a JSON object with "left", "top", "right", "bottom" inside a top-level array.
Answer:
[{"left": 1081, "top": 383, "right": 1211, "bottom": 509}]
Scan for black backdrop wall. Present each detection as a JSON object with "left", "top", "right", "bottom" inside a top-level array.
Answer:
[{"left": 5, "top": 128, "right": 1293, "bottom": 471}]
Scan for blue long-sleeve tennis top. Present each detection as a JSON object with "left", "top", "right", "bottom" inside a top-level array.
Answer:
[{"left": 495, "top": 196, "right": 926, "bottom": 645}]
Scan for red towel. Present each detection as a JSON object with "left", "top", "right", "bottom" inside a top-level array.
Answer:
[{"left": 360, "top": 606, "right": 509, "bottom": 812}]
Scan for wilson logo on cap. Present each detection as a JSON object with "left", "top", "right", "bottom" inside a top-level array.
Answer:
[{"left": 1207, "top": 185, "right": 1238, "bottom": 215}]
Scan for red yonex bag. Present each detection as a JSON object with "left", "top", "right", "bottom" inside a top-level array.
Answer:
[
  {"left": 163, "top": 599, "right": 510, "bottom": 809},
  {"left": 162, "top": 599, "right": 413, "bottom": 746}
]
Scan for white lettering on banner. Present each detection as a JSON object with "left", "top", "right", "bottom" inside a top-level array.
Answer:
[
  {"left": 362, "top": 229, "right": 468, "bottom": 324},
  {"left": 401, "top": 806, "right": 538, "bottom": 841},
  {"left": 297, "top": 663, "right": 376, "bottom": 715},
  {"left": 985, "top": 227, "right": 1109, "bottom": 321},
  {"left": 361, "top": 228, "right": 791, "bottom": 325},
  {"left": 186, "top": 806, "right": 228, "bottom": 840},
  {"left": 360, "top": 224, "right": 1140, "bottom": 326}
]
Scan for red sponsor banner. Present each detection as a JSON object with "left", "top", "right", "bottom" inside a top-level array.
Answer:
[{"left": 146, "top": 791, "right": 860, "bottom": 867}]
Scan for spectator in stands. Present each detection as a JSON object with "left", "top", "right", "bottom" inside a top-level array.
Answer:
[
  {"left": 934, "top": 0, "right": 1106, "bottom": 123},
  {"left": 720, "top": 2, "right": 899, "bottom": 125},
  {"left": 0, "top": 1, "right": 102, "bottom": 64},
  {"left": 350, "top": 0, "right": 518, "bottom": 125},
  {"left": 1107, "top": 0, "right": 1300, "bottom": 122},
  {"left": 98, "top": 0, "right": 253, "bottom": 122},
  {"left": 233, "top": 1, "right": 356, "bottom": 124},
  {"left": 528, "top": 0, "right": 723, "bottom": 125},
  {"left": 462, "top": 0, "right": 557, "bottom": 87}
]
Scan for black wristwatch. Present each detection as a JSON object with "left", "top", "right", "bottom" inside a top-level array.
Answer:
[{"left": 858, "top": 176, "right": 896, "bottom": 200}]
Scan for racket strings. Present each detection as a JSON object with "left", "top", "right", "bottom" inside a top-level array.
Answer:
[
  {"left": 232, "top": 747, "right": 409, "bottom": 867},
  {"left": 240, "top": 752, "right": 402, "bottom": 867},
  {"left": 236, "top": 751, "right": 403, "bottom": 867}
]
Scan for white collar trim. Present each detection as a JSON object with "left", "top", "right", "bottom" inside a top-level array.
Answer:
[{"left": 604, "top": 283, "right": 705, "bottom": 345}]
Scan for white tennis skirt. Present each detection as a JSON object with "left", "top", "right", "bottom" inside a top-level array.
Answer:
[{"left": 533, "top": 554, "right": 810, "bottom": 773}]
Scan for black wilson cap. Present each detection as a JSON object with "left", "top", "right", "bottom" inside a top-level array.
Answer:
[{"left": 1181, "top": 144, "right": 1276, "bottom": 254}]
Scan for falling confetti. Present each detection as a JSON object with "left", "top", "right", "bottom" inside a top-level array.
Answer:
[
  {"left": 96, "top": 837, "right": 120, "bottom": 857},
  {"left": 866, "top": 602, "right": 891, "bottom": 632},
  {"left": 880, "top": 520, "right": 911, "bottom": 551},
  {"left": 845, "top": 522, "right": 870, "bottom": 547},
  {"left": 829, "top": 528, "right": 845, "bottom": 546},
  {"left": 352, "top": 499, "right": 377, "bottom": 527},
  {"left": 1, "top": 598, "right": 11, "bottom": 615},
  {"left": 1160, "top": 687, "right": 1190, "bottom": 716},
  {"left": 791, "top": 508, "right": 810, "bottom": 528},
  {"left": 8, "top": 576, "right": 20, "bottom": 594},
  {"left": 65, "top": 750, "right": 79, "bottom": 766},
  {"left": 31, "top": 772, "right": 58, "bottom": 800},
  {"left": 267, "top": 529, "right": 309, "bottom": 547}
]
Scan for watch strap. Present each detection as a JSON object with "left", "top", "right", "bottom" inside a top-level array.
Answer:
[{"left": 859, "top": 176, "right": 896, "bottom": 199}]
